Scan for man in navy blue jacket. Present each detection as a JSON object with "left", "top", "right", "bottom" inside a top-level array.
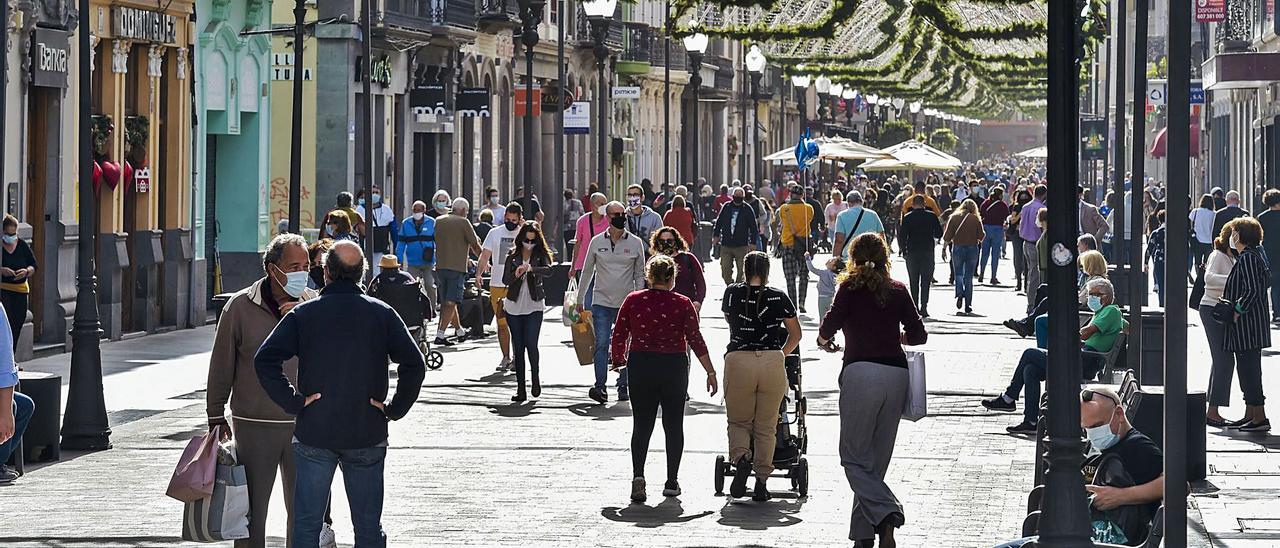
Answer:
[
  {"left": 255, "top": 240, "right": 425, "bottom": 548},
  {"left": 712, "top": 186, "right": 759, "bottom": 284}
]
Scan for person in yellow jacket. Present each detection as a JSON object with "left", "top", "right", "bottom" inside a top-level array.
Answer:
[{"left": 776, "top": 184, "right": 815, "bottom": 313}]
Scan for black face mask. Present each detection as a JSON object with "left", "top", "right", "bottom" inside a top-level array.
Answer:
[
  {"left": 733, "top": 197, "right": 744, "bottom": 204},
  {"left": 308, "top": 266, "right": 325, "bottom": 289},
  {"left": 504, "top": 220, "right": 519, "bottom": 231},
  {"left": 610, "top": 215, "right": 627, "bottom": 229}
]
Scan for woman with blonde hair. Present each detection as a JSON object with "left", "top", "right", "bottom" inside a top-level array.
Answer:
[
  {"left": 818, "top": 233, "right": 927, "bottom": 547},
  {"left": 610, "top": 255, "right": 719, "bottom": 502},
  {"left": 826, "top": 189, "right": 850, "bottom": 241},
  {"left": 943, "top": 198, "right": 985, "bottom": 315}
]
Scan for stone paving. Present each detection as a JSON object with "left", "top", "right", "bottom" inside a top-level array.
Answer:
[{"left": 2, "top": 250, "right": 1278, "bottom": 547}]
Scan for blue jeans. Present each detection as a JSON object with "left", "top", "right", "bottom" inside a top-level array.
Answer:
[
  {"left": 952, "top": 244, "right": 979, "bottom": 307},
  {"left": 0, "top": 392, "right": 34, "bottom": 464},
  {"left": 1151, "top": 260, "right": 1165, "bottom": 307},
  {"left": 591, "top": 304, "right": 628, "bottom": 391},
  {"left": 292, "top": 442, "right": 387, "bottom": 548},
  {"left": 979, "top": 225, "right": 1004, "bottom": 279},
  {"left": 1004, "top": 348, "right": 1049, "bottom": 425},
  {"left": 1270, "top": 278, "right": 1280, "bottom": 320}
]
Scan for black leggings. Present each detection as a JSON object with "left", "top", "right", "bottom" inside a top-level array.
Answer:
[
  {"left": 2, "top": 290, "right": 27, "bottom": 353},
  {"left": 628, "top": 351, "right": 689, "bottom": 482}
]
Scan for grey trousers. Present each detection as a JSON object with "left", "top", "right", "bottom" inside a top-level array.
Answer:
[
  {"left": 839, "top": 361, "right": 908, "bottom": 541},
  {"left": 1022, "top": 241, "right": 1040, "bottom": 311},
  {"left": 232, "top": 419, "right": 296, "bottom": 548},
  {"left": 407, "top": 265, "right": 436, "bottom": 310},
  {"left": 1199, "top": 305, "right": 1237, "bottom": 407}
]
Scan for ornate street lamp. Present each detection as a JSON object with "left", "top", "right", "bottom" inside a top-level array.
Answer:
[
  {"left": 909, "top": 101, "right": 922, "bottom": 135},
  {"left": 682, "top": 31, "right": 708, "bottom": 182},
  {"left": 745, "top": 45, "right": 766, "bottom": 185},
  {"left": 62, "top": 0, "right": 111, "bottom": 451},
  {"left": 517, "top": 0, "right": 546, "bottom": 215},
  {"left": 584, "top": 0, "right": 617, "bottom": 191},
  {"left": 841, "top": 88, "right": 855, "bottom": 132}
]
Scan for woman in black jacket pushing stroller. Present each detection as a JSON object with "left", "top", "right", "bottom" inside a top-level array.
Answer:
[{"left": 503, "top": 221, "right": 554, "bottom": 402}]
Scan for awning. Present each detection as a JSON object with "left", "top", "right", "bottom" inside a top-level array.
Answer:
[{"left": 1149, "top": 126, "right": 1200, "bottom": 158}]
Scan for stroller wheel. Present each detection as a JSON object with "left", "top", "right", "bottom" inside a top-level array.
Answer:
[
  {"left": 426, "top": 351, "right": 444, "bottom": 370},
  {"left": 714, "top": 455, "right": 726, "bottom": 495},
  {"left": 796, "top": 457, "right": 810, "bottom": 497}
]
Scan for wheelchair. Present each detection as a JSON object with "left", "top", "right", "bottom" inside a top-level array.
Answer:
[{"left": 370, "top": 276, "right": 444, "bottom": 370}]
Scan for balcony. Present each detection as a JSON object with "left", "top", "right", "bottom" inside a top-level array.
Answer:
[
  {"left": 382, "top": 0, "right": 477, "bottom": 31},
  {"left": 574, "top": 4, "right": 623, "bottom": 51},
  {"left": 651, "top": 40, "right": 687, "bottom": 73},
  {"left": 477, "top": 0, "right": 519, "bottom": 29},
  {"left": 713, "top": 56, "right": 734, "bottom": 90},
  {"left": 616, "top": 23, "right": 654, "bottom": 75}
]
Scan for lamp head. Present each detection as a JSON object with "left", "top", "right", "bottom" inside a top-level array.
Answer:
[
  {"left": 745, "top": 45, "right": 767, "bottom": 73},
  {"left": 891, "top": 97, "right": 905, "bottom": 111},
  {"left": 582, "top": 0, "right": 617, "bottom": 18},
  {"left": 829, "top": 83, "right": 844, "bottom": 97},
  {"left": 865, "top": 93, "right": 878, "bottom": 105},
  {"left": 682, "top": 32, "right": 708, "bottom": 54},
  {"left": 814, "top": 76, "right": 831, "bottom": 94},
  {"left": 791, "top": 74, "right": 811, "bottom": 88},
  {"left": 841, "top": 88, "right": 854, "bottom": 100},
  {"left": 909, "top": 101, "right": 921, "bottom": 114},
  {"left": 923, "top": 108, "right": 937, "bottom": 117}
]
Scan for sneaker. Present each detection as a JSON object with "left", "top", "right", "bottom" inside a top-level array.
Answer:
[
  {"left": 511, "top": 390, "right": 527, "bottom": 403},
  {"left": 1240, "top": 420, "right": 1272, "bottom": 433},
  {"left": 729, "top": 455, "right": 752, "bottom": 498},
  {"left": 1006, "top": 421, "right": 1038, "bottom": 434},
  {"left": 964, "top": 306, "right": 973, "bottom": 315},
  {"left": 955, "top": 297, "right": 963, "bottom": 310},
  {"left": 1003, "top": 319, "right": 1031, "bottom": 338},
  {"left": 981, "top": 396, "right": 1017, "bottom": 412},
  {"left": 453, "top": 327, "right": 467, "bottom": 339},
  {"left": 752, "top": 479, "right": 772, "bottom": 502},
  {"left": 0, "top": 464, "right": 19, "bottom": 485},
  {"left": 432, "top": 337, "right": 453, "bottom": 347},
  {"left": 496, "top": 357, "right": 512, "bottom": 371},
  {"left": 319, "top": 523, "right": 337, "bottom": 548},
  {"left": 977, "top": 274, "right": 984, "bottom": 283},
  {"left": 617, "top": 386, "right": 630, "bottom": 402},
  {"left": 589, "top": 387, "right": 607, "bottom": 404},
  {"left": 990, "top": 278, "right": 1004, "bottom": 286},
  {"left": 662, "top": 480, "right": 682, "bottom": 497},
  {"left": 631, "top": 477, "right": 646, "bottom": 503}
]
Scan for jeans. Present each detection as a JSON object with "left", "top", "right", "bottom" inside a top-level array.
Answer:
[
  {"left": 1005, "top": 346, "right": 1105, "bottom": 424},
  {"left": 1191, "top": 241, "right": 1211, "bottom": 273},
  {"left": 904, "top": 248, "right": 935, "bottom": 312},
  {"left": 1011, "top": 236, "right": 1026, "bottom": 288},
  {"left": 979, "top": 225, "right": 1004, "bottom": 280},
  {"left": 292, "top": 442, "right": 387, "bottom": 548},
  {"left": 952, "top": 244, "right": 979, "bottom": 308},
  {"left": 0, "top": 392, "right": 34, "bottom": 464},
  {"left": 1271, "top": 278, "right": 1280, "bottom": 320},
  {"left": 507, "top": 311, "right": 543, "bottom": 393},
  {"left": 1199, "top": 305, "right": 1236, "bottom": 407},
  {"left": 591, "top": 305, "right": 628, "bottom": 391},
  {"left": 1152, "top": 260, "right": 1165, "bottom": 307}
]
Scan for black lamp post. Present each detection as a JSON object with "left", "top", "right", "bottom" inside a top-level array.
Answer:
[
  {"left": 359, "top": 0, "right": 374, "bottom": 275},
  {"left": 517, "top": 0, "right": 545, "bottom": 217},
  {"left": 791, "top": 75, "right": 810, "bottom": 186},
  {"left": 584, "top": 0, "right": 616, "bottom": 192},
  {"left": 746, "top": 45, "right": 765, "bottom": 186},
  {"left": 287, "top": 0, "right": 305, "bottom": 234},
  {"left": 62, "top": 0, "right": 111, "bottom": 451},
  {"left": 1127, "top": 0, "right": 1149, "bottom": 374},
  {"left": 683, "top": 33, "right": 708, "bottom": 183}
]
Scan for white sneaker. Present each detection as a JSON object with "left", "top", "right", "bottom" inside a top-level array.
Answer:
[
  {"left": 453, "top": 327, "right": 466, "bottom": 339},
  {"left": 319, "top": 523, "right": 337, "bottom": 548},
  {"left": 497, "top": 357, "right": 512, "bottom": 371}
]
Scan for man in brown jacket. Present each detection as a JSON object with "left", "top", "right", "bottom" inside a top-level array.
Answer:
[{"left": 207, "top": 233, "right": 318, "bottom": 548}]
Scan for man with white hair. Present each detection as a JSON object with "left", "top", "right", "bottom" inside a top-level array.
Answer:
[
  {"left": 831, "top": 190, "right": 885, "bottom": 260},
  {"left": 432, "top": 198, "right": 481, "bottom": 346},
  {"left": 1212, "top": 189, "right": 1248, "bottom": 242},
  {"left": 398, "top": 200, "right": 437, "bottom": 307}
]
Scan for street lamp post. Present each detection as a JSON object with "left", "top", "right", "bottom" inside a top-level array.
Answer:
[
  {"left": 517, "top": 0, "right": 546, "bottom": 217},
  {"left": 584, "top": 0, "right": 616, "bottom": 193},
  {"left": 814, "top": 76, "right": 830, "bottom": 126},
  {"left": 683, "top": 32, "right": 708, "bottom": 184},
  {"left": 62, "top": 0, "right": 111, "bottom": 451},
  {"left": 287, "top": 0, "right": 305, "bottom": 234},
  {"left": 842, "top": 89, "right": 855, "bottom": 133},
  {"left": 791, "top": 75, "right": 810, "bottom": 187},
  {"left": 745, "top": 45, "right": 766, "bottom": 187},
  {"left": 360, "top": 0, "right": 374, "bottom": 275}
]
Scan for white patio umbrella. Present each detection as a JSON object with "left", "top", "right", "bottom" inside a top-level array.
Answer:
[
  {"left": 859, "top": 140, "right": 964, "bottom": 183},
  {"left": 763, "top": 137, "right": 890, "bottom": 163},
  {"left": 1014, "top": 145, "right": 1048, "bottom": 159}
]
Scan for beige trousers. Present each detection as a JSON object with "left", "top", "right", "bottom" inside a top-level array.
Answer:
[{"left": 724, "top": 350, "right": 789, "bottom": 478}]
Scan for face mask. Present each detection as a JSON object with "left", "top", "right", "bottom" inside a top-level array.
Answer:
[
  {"left": 627, "top": 196, "right": 643, "bottom": 207},
  {"left": 504, "top": 220, "right": 519, "bottom": 231},
  {"left": 522, "top": 242, "right": 536, "bottom": 250},
  {"left": 1230, "top": 232, "right": 1241, "bottom": 249},
  {"left": 358, "top": 198, "right": 365, "bottom": 206},
  {"left": 412, "top": 212, "right": 424, "bottom": 221},
  {"left": 273, "top": 266, "right": 310, "bottom": 299},
  {"left": 733, "top": 196, "right": 744, "bottom": 204},
  {"left": 1, "top": 235, "right": 16, "bottom": 245},
  {"left": 1087, "top": 295, "right": 1104, "bottom": 312},
  {"left": 490, "top": 196, "right": 500, "bottom": 205},
  {"left": 596, "top": 204, "right": 607, "bottom": 216},
  {"left": 372, "top": 193, "right": 381, "bottom": 204},
  {"left": 610, "top": 215, "right": 627, "bottom": 229},
  {"left": 435, "top": 200, "right": 448, "bottom": 210},
  {"left": 309, "top": 266, "right": 325, "bottom": 288},
  {"left": 1085, "top": 409, "right": 1120, "bottom": 451},
  {"left": 656, "top": 240, "right": 677, "bottom": 254}
]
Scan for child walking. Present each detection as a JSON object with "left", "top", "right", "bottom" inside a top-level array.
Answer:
[{"left": 805, "top": 252, "right": 844, "bottom": 320}]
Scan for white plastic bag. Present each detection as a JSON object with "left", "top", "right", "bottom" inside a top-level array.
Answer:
[
  {"left": 902, "top": 350, "right": 927, "bottom": 422},
  {"left": 181, "top": 442, "right": 250, "bottom": 541},
  {"left": 562, "top": 276, "right": 580, "bottom": 326}
]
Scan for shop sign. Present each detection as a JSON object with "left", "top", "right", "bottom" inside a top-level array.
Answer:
[
  {"left": 1195, "top": 0, "right": 1225, "bottom": 22},
  {"left": 456, "top": 87, "right": 491, "bottom": 117},
  {"left": 1080, "top": 118, "right": 1106, "bottom": 161},
  {"left": 540, "top": 84, "right": 574, "bottom": 112},
  {"left": 1147, "top": 83, "right": 1165, "bottom": 106},
  {"left": 514, "top": 87, "right": 542, "bottom": 117},
  {"left": 410, "top": 84, "right": 449, "bottom": 116},
  {"left": 113, "top": 7, "right": 177, "bottom": 44},
  {"left": 134, "top": 167, "right": 152, "bottom": 193},
  {"left": 612, "top": 86, "right": 641, "bottom": 99},
  {"left": 29, "top": 28, "right": 71, "bottom": 88},
  {"left": 1190, "top": 82, "right": 1205, "bottom": 104},
  {"left": 565, "top": 102, "right": 590, "bottom": 135}
]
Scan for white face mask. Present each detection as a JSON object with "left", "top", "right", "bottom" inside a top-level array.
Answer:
[
  {"left": 597, "top": 204, "right": 607, "bottom": 216},
  {"left": 412, "top": 212, "right": 424, "bottom": 221},
  {"left": 1230, "top": 232, "right": 1241, "bottom": 249}
]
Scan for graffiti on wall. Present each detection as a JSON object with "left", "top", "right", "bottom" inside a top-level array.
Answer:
[{"left": 269, "top": 177, "right": 315, "bottom": 228}]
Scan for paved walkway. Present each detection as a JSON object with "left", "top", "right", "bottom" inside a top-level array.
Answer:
[{"left": 4, "top": 250, "right": 1279, "bottom": 547}]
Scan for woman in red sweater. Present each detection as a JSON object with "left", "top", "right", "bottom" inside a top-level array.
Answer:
[
  {"left": 817, "top": 232, "right": 927, "bottom": 548},
  {"left": 662, "top": 195, "right": 697, "bottom": 245},
  {"left": 610, "top": 255, "right": 719, "bottom": 503}
]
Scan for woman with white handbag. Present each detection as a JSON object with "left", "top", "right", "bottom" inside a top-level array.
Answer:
[{"left": 816, "top": 232, "right": 928, "bottom": 548}]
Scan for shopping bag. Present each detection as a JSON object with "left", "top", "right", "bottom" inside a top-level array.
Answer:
[
  {"left": 902, "top": 351, "right": 927, "bottom": 422},
  {"left": 181, "top": 442, "right": 250, "bottom": 542},
  {"left": 166, "top": 425, "right": 224, "bottom": 502},
  {"left": 563, "top": 277, "right": 580, "bottom": 326},
  {"left": 571, "top": 316, "right": 595, "bottom": 366}
]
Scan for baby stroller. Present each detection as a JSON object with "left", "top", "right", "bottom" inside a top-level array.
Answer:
[
  {"left": 714, "top": 344, "right": 810, "bottom": 497},
  {"left": 369, "top": 276, "right": 445, "bottom": 370}
]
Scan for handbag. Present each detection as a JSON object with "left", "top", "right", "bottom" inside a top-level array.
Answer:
[
  {"left": 571, "top": 315, "right": 595, "bottom": 366},
  {"left": 181, "top": 441, "right": 250, "bottom": 542},
  {"left": 1211, "top": 298, "right": 1235, "bottom": 323},
  {"left": 1188, "top": 265, "right": 1205, "bottom": 310},
  {"left": 902, "top": 351, "right": 927, "bottom": 422},
  {"left": 166, "top": 425, "right": 224, "bottom": 502}
]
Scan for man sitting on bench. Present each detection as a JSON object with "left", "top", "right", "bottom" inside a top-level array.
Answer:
[
  {"left": 0, "top": 309, "right": 32, "bottom": 485},
  {"left": 981, "top": 278, "right": 1126, "bottom": 433}
]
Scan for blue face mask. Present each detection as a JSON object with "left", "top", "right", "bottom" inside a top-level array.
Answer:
[
  {"left": 1, "top": 235, "right": 16, "bottom": 245},
  {"left": 372, "top": 193, "right": 382, "bottom": 204},
  {"left": 1087, "top": 295, "right": 1104, "bottom": 312},
  {"left": 358, "top": 198, "right": 365, "bottom": 206},
  {"left": 1085, "top": 409, "right": 1120, "bottom": 451},
  {"left": 273, "top": 265, "right": 310, "bottom": 299}
]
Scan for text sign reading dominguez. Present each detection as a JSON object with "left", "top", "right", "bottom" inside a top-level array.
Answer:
[{"left": 113, "top": 7, "right": 177, "bottom": 45}]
